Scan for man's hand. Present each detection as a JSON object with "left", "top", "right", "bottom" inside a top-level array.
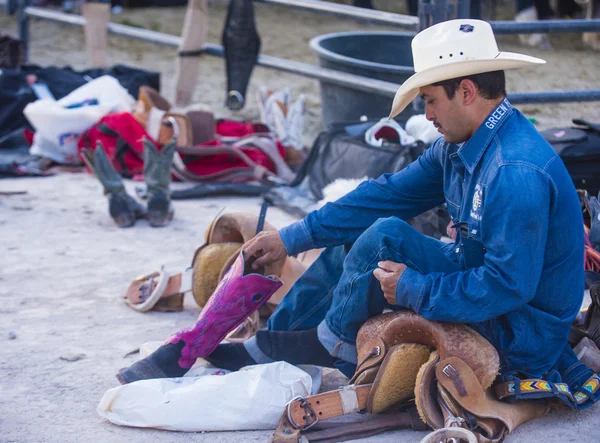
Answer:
[
  {"left": 243, "top": 230, "right": 288, "bottom": 269},
  {"left": 373, "top": 261, "right": 407, "bottom": 305}
]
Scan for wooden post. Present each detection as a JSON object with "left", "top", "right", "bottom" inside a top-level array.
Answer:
[
  {"left": 174, "top": 0, "right": 209, "bottom": 107},
  {"left": 82, "top": 1, "right": 111, "bottom": 67}
]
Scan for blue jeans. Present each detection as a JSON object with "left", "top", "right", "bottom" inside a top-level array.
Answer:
[{"left": 264, "top": 217, "right": 474, "bottom": 363}]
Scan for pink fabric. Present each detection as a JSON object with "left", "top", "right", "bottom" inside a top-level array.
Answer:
[{"left": 167, "top": 252, "right": 283, "bottom": 368}]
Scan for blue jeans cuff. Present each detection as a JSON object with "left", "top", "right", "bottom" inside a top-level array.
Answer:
[
  {"left": 243, "top": 335, "right": 275, "bottom": 364},
  {"left": 317, "top": 320, "right": 358, "bottom": 364}
]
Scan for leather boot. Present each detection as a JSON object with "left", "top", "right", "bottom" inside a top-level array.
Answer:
[
  {"left": 143, "top": 138, "right": 175, "bottom": 227},
  {"left": 82, "top": 142, "right": 145, "bottom": 228},
  {"left": 82, "top": 1, "right": 111, "bottom": 67},
  {"left": 222, "top": 0, "right": 261, "bottom": 111},
  {"left": 116, "top": 252, "right": 283, "bottom": 384}
]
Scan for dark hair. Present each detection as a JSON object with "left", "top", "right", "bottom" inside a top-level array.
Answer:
[{"left": 432, "top": 70, "right": 506, "bottom": 100}]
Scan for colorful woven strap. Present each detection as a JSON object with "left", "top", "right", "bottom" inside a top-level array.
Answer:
[
  {"left": 496, "top": 374, "right": 600, "bottom": 407},
  {"left": 496, "top": 379, "right": 572, "bottom": 401},
  {"left": 574, "top": 373, "right": 600, "bottom": 405}
]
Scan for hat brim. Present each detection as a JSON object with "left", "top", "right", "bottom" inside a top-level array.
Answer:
[{"left": 389, "top": 52, "right": 546, "bottom": 118}]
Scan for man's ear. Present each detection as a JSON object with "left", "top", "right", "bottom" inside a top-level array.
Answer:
[{"left": 458, "top": 79, "right": 478, "bottom": 106}]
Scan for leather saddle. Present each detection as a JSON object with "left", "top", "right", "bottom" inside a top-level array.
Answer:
[{"left": 272, "top": 311, "right": 549, "bottom": 443}]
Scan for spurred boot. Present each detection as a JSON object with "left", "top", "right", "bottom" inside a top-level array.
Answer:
[
  {"left": 222, "top": 0, "right": 261, "bottom": 110},
  {"left": 82, "top": 142, "right": 145, "bottom": 228},
  {"left": 143, "top": 138, "right": 175, "bottom": 227},
  {"left": 117, "top": 252, "right": 283, "bottom": 384}
]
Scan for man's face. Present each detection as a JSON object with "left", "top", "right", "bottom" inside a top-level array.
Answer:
[{"left": 420, "top": 85, "right": 469, "bottom": 144}]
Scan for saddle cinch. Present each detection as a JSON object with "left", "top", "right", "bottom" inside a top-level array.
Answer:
[{"left": 272, "top": 311, "right": 550, "bottom": 443}]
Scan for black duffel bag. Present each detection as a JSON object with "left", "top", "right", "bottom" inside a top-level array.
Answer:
[
  {"left": 265, "top": 120, "right": 451, "bottom": 239},
  {"left": 542, "top": 119, "right": 600, "bottom": 196}
]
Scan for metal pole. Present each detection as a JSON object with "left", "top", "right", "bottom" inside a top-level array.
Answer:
[
  {"left": 491, "top": 19, "right": 600, "bottom": 34},
  {"left": 254, "top": 0, "right": 419, "bottom": 29},
  {"left": 508, "top": 90, "right": 600, "bottom": 104},
  {"left": 18, "top": 0, "right": 31, "bottom": 63},
  {"left": 456, "top": 0, "right": 471, "bottom": 18},
  {"left": 1, "top": 0, "right": 18, "bottom": 15}
]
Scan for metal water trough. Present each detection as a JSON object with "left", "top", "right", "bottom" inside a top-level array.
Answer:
[{"left": 310, "top": 31, "right": 415, "bottom": 127}]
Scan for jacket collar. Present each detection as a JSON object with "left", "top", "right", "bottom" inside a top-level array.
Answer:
[{"left": 457, "top": 97, "right": 513, "bottom": 174}]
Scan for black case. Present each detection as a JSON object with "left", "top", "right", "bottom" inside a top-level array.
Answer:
[{"left": 542, "top": 119, "right": 600, "bottom": 196}]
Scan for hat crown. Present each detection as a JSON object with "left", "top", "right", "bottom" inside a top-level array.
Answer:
[{"left": 412, "top": 19, "right": 499, "bottom": 73}]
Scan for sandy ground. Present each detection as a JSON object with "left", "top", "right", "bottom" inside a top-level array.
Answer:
[{"left": 1, "top": 1, "right": 600, "bottom": 443}]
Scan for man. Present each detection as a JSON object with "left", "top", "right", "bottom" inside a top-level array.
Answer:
[
  {"left": 214, "top": 19, "right": 585, "bottom": 383},
  {"left": 119, "top": 20, "right": 596, "bottom": 404}
]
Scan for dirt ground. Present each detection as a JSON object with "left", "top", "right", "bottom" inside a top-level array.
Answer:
[{"left": 0, "top": 2, "right": 599, "bottom": 443}]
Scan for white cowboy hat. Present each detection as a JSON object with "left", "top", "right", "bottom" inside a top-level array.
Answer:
[{"left": 389, "top": 19, "right": 546, "bottom": 119}]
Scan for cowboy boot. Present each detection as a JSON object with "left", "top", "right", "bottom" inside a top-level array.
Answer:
[
  {"left": 82, "top": 1, "right": 111, "bottom": 67},
  {"left": 82, "top": 142, "right": 145, "bottom": 228},
  {"left": 222, "top": 0, "right": 261, "bottom": 110},
  {"left": 143, "top": 138, "right": 175, "bottom": 227},
  {"left": 116, "top": 252, "right": 282, "bottom": 384}
]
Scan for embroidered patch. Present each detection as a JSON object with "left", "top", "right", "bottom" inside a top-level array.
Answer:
[
  {"left": 472, "top": 185, "right": 482, "bottom": 212},
  {"left": 470, "top": 184, "right": 483, "bottom": 221},
  {"left": 459, "top": 24, "right": 474, "bottom": 33}
]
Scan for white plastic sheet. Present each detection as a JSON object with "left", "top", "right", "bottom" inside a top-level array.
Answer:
[
  {"left": 24, "top": 75, "right": 135, "bottom": 164},
  {"left": 97, "top": 361, "right": 313, "bottom": 432}
]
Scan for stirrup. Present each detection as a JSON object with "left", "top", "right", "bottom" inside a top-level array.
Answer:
[
  {"left": 419, "top": 427, "right": 478, "bottom": 443},
  {"left": 124, "top": 267, "right": 192, "bottom": 312}
]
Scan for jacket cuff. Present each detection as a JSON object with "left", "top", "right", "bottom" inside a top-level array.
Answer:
[
  {"left": 279, "top": 219, "right": 315, "bottom": 256},
  {"left": 395, "top": 267, "right": 427, "bottom": 312}
]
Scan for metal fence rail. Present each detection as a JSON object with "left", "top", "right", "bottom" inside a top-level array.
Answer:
[
  {"left": 255, "top": 0, "right": 419, "bottom": 28},
  {"left": 15, "top": 4, "right": 600, "bottom": 104},
  {"left": 257, "top": 0, "right": 600, "bottom": 34}
]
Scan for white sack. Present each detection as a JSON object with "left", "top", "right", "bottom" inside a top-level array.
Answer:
[
  {"left": 405, "top": 114, "right": 440, "bottom": 145},
  {"left": 97, "top": 361, "right": 312, "bottom": 432},
  {"left": 24, "top": 76, "right": 135, "bottom": 164}
]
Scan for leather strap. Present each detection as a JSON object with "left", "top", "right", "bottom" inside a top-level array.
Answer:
[
  {"left": 494, "top": 378, "right": 574, "bottom": 403},
  {"left": 272, "top": 385, "right": 373, "bottom": 442},
  {"left": 231, "top": 135, "right": 295, "bottom": 183},
  {"left": 172, "top": 144, "right": 275, "bottom": 183},
  {"left": 288, "top": 385, "right": 372, "bottom": 427},
  {"left": 272, "top": 386, "right": 427, "bottom": 443},
  {"left": 178, "top": 49, "right": 204, "bottom": 57},
  {"left": 573, "top": 118, "right": 600, "bottom": 135},
  {"left": 301, "top": 408, "right": 427, "bottom": 443}
]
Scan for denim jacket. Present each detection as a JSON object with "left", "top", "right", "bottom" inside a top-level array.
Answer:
[{"left": 280, "top": 98, "right": 585, "bottom": 379}]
